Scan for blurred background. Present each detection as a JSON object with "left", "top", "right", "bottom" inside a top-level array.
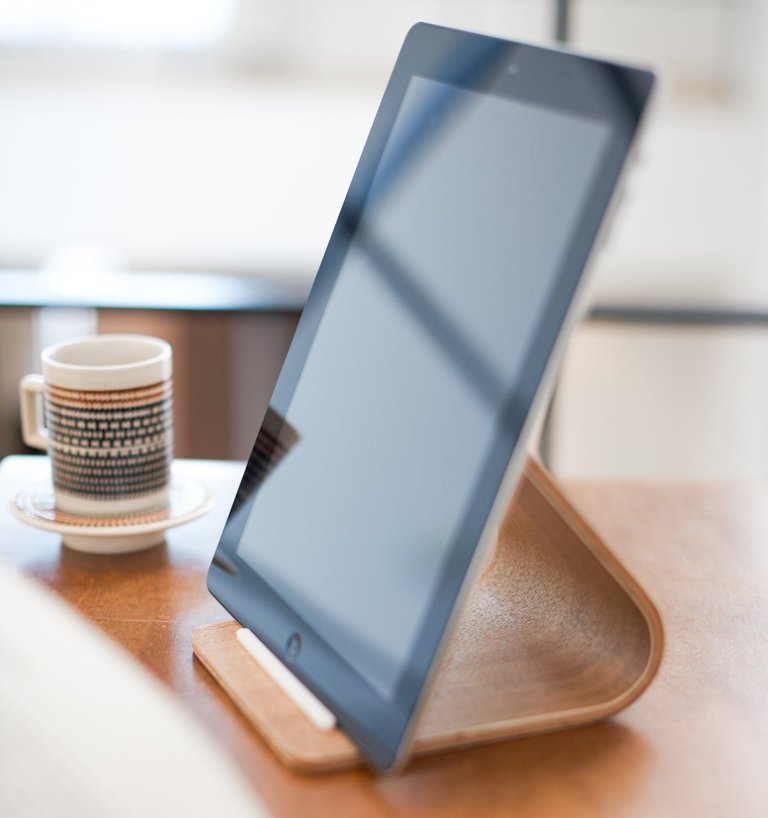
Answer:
[{"left": 1, "top": 0, "right": 766, "bottom": 478}]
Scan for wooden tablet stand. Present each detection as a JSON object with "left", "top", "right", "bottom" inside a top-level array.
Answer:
[{"left": 193, "top": 457, "right": 663, "bottom": 772}]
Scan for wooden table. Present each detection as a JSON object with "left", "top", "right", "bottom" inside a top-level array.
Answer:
[{"left": 2, "top": 455, "right": 767, "bottom": 817}]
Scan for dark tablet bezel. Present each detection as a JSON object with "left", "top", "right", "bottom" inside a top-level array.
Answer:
[{"left": 208, "top": 23, "right": 654, "bottom": 772}]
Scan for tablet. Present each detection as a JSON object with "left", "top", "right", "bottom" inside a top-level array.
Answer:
[{"left": 208, "top": 22, "right": 653, "bottom": 772}]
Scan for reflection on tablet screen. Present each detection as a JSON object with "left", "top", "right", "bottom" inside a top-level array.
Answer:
[
  {"left": 209, "top": 23, "right": 654, "bottom": 771},
  {"left": 236, "top": 76, "right": 611, "bottom": 698}
]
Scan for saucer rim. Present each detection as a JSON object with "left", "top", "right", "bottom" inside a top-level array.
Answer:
[{"left": 10, "top": 475, "right": 215, "bottom": 540}]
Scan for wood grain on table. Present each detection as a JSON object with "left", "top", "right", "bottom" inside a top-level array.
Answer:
[{"left": 2, "top": 456, "right": 767, "bottom": 817}]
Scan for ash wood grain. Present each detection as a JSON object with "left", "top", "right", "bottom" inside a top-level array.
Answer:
[
  {"left": 192, "top": 458, "right": 662, "bottom": 770},
  {"left": 2, "top": 456, "right": 768, "bottom": 817}
]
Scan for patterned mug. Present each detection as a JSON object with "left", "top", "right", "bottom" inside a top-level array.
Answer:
[{"left": 20, "top": 335, "right": 173, "bottom": 517}]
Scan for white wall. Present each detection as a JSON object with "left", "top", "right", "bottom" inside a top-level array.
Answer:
[
  {"left": 549, "top": 0, "right": 768, "bottom": 478},
  {"left": 551, "top": 323, "right": 768, "bottom": 479},
  {"left": 2, "top": 0, "right": 766, "bottom": 477}
]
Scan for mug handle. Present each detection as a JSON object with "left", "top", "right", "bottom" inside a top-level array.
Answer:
[{"left": 19, "top": 374, "right": 48, "bottom": 451}]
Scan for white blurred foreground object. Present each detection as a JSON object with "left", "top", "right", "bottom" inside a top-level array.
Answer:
[{"left": 0, "top": 561, "right": 269, "bottom": 818}]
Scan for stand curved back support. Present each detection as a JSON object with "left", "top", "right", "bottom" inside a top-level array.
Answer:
[
  {"left": 413, "top": 456, "right": 663, "bottom": 751},
  {"left": 192, "top": 457, "right": 664, "bottom": 771}
]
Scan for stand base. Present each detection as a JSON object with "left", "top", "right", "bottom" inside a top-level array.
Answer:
[{"left": 193, "top": 458, "right": 663, "bottom": 772}]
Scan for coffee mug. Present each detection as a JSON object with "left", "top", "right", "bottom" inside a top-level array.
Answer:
[{"left": 20, "top": 334, "right": 174, "bottom": 517}]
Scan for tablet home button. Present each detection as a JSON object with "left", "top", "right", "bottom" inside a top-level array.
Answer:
[
  {"left": 236, "top": 628, "right": 336, "bottom": 731},
  {"left": 286, "top": 632, "right": 302, "bottom": 659}
]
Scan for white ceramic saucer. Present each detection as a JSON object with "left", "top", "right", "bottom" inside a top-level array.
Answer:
[{"left": 11, "top": 475, "right": 215, "bottom": 554}]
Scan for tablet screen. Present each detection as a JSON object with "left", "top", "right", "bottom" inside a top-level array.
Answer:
[
  {"left": 209, "top": 23, "right": 653, "bottom": 771},
  {"left": 237, "top": 77, "right": 611, "bottom": 698}
]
